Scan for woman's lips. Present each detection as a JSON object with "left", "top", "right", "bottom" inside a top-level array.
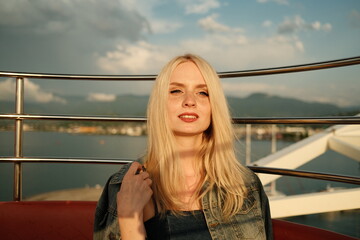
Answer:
[{"left": 178, "top": 113, "right": 199, "bottom": 122}]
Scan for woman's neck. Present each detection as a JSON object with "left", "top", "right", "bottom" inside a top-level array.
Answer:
[
  {"left": 174, "top": 134, "right": 204, "bottom": 211},
  {"left": 174, "top": 134, "right": 203, "bottom": 165}
]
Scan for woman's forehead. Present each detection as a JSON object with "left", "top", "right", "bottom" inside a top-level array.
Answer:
[{"left": 170, "top": 61, "right": 206, "bottom": 84}]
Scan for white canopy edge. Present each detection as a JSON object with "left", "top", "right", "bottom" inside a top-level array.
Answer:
[
  {"left": 269, "top": 187, "right": 360, "bottom": 218},
  {"left": 252, "top": 124, "right": 360, "bottom": 185}
]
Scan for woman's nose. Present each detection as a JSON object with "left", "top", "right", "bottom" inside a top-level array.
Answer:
[{"left": 182, "top": 93, "right": 196, "bottom": 107}]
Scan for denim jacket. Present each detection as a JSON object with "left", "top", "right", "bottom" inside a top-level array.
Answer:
[{"left": 93, "top": 163, "right": 273, "bottom": 240}]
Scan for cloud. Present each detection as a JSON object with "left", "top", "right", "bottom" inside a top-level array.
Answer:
[
  {"left": 87, "top": 93, "right": 116, "bottom": 102},
  {"left": 149, "top": 20, "right": 182, "bottom": 34},
  {"left": 25, "top": 79, "right": 67, "bottom": 103},
  {"left": 262, "top": 20, "right": 273, "bottom": 28},
  {"left": 198, "top": 14, "right": 243, "bottom": 33},
  {"left": 0, "top": 79, "right": 66, "bottom": 103},
  {"left": 349, "top": 10, "right": 360, "bottom": 28},
  {"left": 97, "top": 41, "right": 170, "bottom": 74},
  {"left": 0, "top": 0, "right": 150, "bottom": 39},
  {"left": 96, "top": 29, "right": 304, "bottom": 75},
  {"left": 0, "top": 78, "right": 15, "bottom": 101},
  {"left": 113, "top": 0, "right": 182, "bottom": 34},
  {"left": 0, "top": 0, "right": 153, "bottom": 74},
  {"left": 96, "top": 9, "right": 310, "bottom": 74},
  {"left": 278, "top": 15, "right": 332, "bottom": 34},
  {"left": 256, "top": 0, "right": 289, "bottom": 5},
  {"left": 178, "top": 0, "right": 221, "bottom": 14},
  {"left": 294, "top": 40, "right": 304, "bottom": 52}
]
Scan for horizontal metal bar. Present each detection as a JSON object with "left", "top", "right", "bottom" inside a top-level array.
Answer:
[
  {"left": 0, "top": 114, "right": 146, "bottom": 122},
  {"left": 250, "top": 166, "right": 360, "bottom": 185},
  {"left": 1, "top": 114, "right": 359, "bottom": 124},
  {"left": 232, "top": 116, "right": 360, "bottom": 124},
  {"left": 0, "top": 157, "right": 359, "bottom": 185},
  {"left": 219, "top": 56, "right": 360, "bottom": 78},
  {"left": 0, "top": 72, "right": 157, "bottom": 81},
  {"left": 0, "top": 157, "right": 132, "bottom": 164},
  {"left": 1, "top": 56, "right": 359, "bottom": 80}
]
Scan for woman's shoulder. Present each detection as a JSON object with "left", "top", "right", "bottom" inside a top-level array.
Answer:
[
  {"left": 242, "top": 166, "right": 263, "bottom": 190},
  {"left": 108, "top": 162, "right": 132, "bottom": 184}
]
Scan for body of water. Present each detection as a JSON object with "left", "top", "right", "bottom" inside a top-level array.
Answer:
[{"left": 0, "top": 131, "right": 359, "bottom": 237}]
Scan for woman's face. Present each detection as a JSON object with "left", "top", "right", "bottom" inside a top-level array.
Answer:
[{"left": 167, "top": 61, "right": 211, "bottom": 137}]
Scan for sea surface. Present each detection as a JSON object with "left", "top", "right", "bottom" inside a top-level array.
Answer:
[{"left": 0, "top": 131, "right": 359, "bottom": 237}]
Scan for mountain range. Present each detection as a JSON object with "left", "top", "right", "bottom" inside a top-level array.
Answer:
[{"left": 0, "top": 93, "right": 358, "bottom": 117}]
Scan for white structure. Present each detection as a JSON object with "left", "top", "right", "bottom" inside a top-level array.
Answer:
[{"left": 252, "top": 124, "right": 360, "bottom": 218}]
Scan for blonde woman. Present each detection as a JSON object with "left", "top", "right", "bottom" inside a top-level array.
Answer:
[{"left": 94, "top": 54, "right": 273, "bottom": 240}]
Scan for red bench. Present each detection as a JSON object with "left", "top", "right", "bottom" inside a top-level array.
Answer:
[{"left": 0, "top": 201, "right": 356, "bottom": 240}]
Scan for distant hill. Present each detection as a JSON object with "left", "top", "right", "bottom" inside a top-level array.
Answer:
[
  {"left": 227, "top": 93, "right": 344, "bottom": 117},
  {"left": 0, "top": 93, "right": 358, "bottom": 117},
  {"left": 0, "top": 94, "right": 149, "bottom": 116}
]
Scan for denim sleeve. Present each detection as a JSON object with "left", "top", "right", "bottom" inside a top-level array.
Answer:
[
  {"left": 255, "top": 174, "right": 273, "bottom": 240},
  {"left": 93, "top": 163, "right": 132, "bottom": 240}
]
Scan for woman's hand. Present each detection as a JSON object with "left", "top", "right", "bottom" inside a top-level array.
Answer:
[
  {"left": 117, "top": 161, "right": 153, "bottom": 218},
  {"left": 117, "top": 162, "right": 152, "bottom": 239}
]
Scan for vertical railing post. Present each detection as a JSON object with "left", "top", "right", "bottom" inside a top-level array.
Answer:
[
  {"left": 271, "top": 124, "right": 277, "bottom": 153},
  {"left": 245, "top": 124, "right": 251, "bottom": 165},
  {"left": 14, "top": 77, "right": 24, "bottom": 201},
  {"left": 270, "top": 124, "right": 277, "bottom": 195}
]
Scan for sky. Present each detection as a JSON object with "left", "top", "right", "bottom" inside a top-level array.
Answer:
[{"left": 0, "top": 0, "right": 359, "bottom": 107}]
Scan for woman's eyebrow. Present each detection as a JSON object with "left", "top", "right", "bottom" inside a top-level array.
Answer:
[
  {"left": 169, "top": 82, "right": 184, "bottom": 87},
  {"left": 169, "top": 82, "right": 208, "bottom": 88},
  {"left": 197, "top": 84, "right": 208, "bottom": 89}
]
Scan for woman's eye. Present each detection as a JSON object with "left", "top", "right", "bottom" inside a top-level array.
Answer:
[
  {"left": 198, "top": 91, "right": 209, "bottom": 97},
  {"left": 170, "top": 89, "right": 182, "bottom": 94}
]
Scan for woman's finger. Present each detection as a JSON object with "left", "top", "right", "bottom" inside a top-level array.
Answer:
[
  {"left": 145, "top": 178, "right": 152, "bottom": 186},
  {"left": 139, "top": 171, "right": 150, "bottom": 180},
  {"left": 125, "top": 162, "right": 142, "bottom": 178}
]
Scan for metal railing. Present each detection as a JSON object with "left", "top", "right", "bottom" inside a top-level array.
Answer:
[
  {"left": 1, "top": 56, "right": 360, "bottom": 201},
  {"left": 1, "top": 114, "right": 360, "bottom": 124},
  {"left": 1, "top": 56, "right": 360, "bottom": 80}
]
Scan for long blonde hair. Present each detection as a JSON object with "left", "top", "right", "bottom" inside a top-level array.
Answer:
[{"left": 145, "top": 54, "right": 249, "bottom": 221}]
